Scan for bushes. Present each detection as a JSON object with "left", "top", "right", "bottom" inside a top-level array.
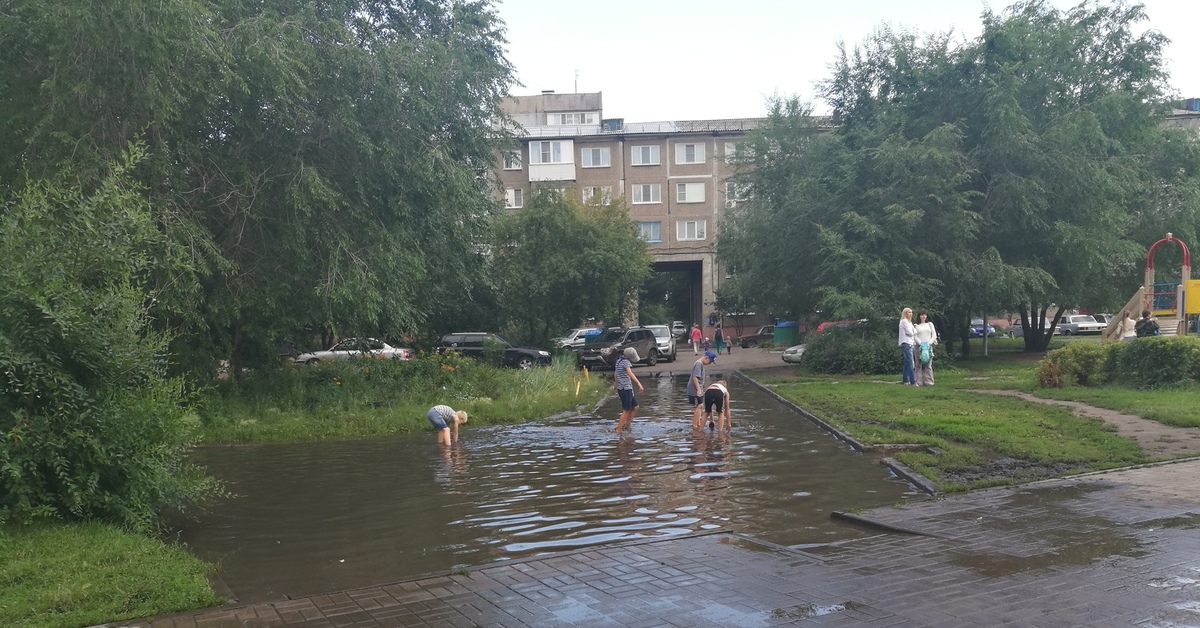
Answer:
[
  {"left": 1036, "top": 336, "right": 1200, "bottom": 388},
  {"left": 803, "top": 327, "right": 897, "bottom": 375}
]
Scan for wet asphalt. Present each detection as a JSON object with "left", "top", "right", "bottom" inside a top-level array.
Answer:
[{"left": 115, "top": 349, "right": 1200, "bottom": 627}]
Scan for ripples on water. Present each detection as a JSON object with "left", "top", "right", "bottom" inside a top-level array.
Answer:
[{"left": 177, "top": 376, "right": 918, "bottom": 602}]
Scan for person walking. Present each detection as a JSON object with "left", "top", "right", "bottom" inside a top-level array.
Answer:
[
  {"left": 613, "top": 347, "right": 644, "bottom": 433},
  {"left": 713, "top": 325, "right": 724, "bottom": 355},
  {"left": 688, "top": 350, "right": 716, "bottom": 429},
  {"left": 913, "top": 310, "right": 938, "bottom": 387},
  {"left": 1117, "top": 310, "right": 1138, "bottom": 341},
  {"left": 898, "top": 307, "right": 917, "bottom": 386},
  {"left": 689, "top": 324, "right": 702, "bottom": 355}
]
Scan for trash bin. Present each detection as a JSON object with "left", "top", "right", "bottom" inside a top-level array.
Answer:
[{"left": 773, "top": 320, "right": 799, "bottom": 347}]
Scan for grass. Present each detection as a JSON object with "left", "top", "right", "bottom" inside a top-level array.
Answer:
[
  {"left": 746, "top": 335, "right": 1157, "bottom": 490},
  {"left": 0, "top": 522, "right": 220, "bottom": 628},
  {"left": 197, "top": 354, "right": 611, "bottom": 444}
]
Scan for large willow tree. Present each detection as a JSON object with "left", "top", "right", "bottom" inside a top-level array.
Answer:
[
  {"left": 0, "top": 0, "right": 516, "bottom": 373},
  {"left": 721, "top": 0, "right": 1200, "bottom": 351}
]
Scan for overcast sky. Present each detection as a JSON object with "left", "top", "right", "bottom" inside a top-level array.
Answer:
[{"left": 496, "top": 0, "right": 1200, "bottom": 122}]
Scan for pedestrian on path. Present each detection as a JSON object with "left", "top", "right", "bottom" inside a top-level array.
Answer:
[
  {"left": 426, "top": 404, "right": 468, "bottom": 446},
  {"left": 690, "top": 324, "right": 702, "bottom": 355},
  {"left": 714, "top": 325, "right": 724, "bottom": 354},
  {"left": 898, "top": 307, "right": 917, "bottom": 385},
  {"left": 913, "top": 310, "right": 938, "bottom": 387},
  {"left": 688, "top": 350, "right": 716, "bottom": 429},
  {"left": 703, "top": 379, "right": 732, "bottom": 432},
  {"left": 614, "top": 347, "right": 644, "bottom": 433},
  {"left": 1117, "top": 310, "right": 1137, "bottom": 341}
]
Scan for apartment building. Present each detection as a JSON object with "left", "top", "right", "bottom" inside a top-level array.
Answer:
[{"left": 496, "top": 91, "right": 761, "bottom": 324}]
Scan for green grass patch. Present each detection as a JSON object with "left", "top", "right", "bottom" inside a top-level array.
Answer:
[
  {"left": 0, "top": 522, "right": 220, "bottom": 628},
  {"left": 1031, "top": 383, "right": 1200, "bottom": 428},
  {"left": 198, "top": 354, "right": 610, "bottom": 443}
]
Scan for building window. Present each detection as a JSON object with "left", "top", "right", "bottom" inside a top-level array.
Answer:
[
  {"left": 502, "top": 150, "right": 522, "bottom": 170},
  {"left": 632, "top": 183, "right": 661, "bottom": 204},
  {"left": 505, "top": 188, "right": 524, "bottom": 209},
  {"left": 529, "top": 140, "right": 567, "bottom": 164},
  {"left": 581, "top": 147, "right": 611, "bottom": 168},
  {"left": 724, "top": 181, "right": 751, "bottom": 208},
  {"left": 675, "top": 143, "right": 705, "bottom": 164},
  {"left": 551, "top": 112, "right": 596, "bottom": 125},
  {"left": 724, "top": 142, "right": 738, "bottom": 164},
  {"left": 676, "top": 182, "right": 705, "bottom": 203},
  {"left": 582, "top": 185, "right": 612, "bottom": 204},
  {"left": 636, "top": 221, "right": 662, "bottom": 243},
  {"left": 677, "top": 220, "right": 706, "bottom": 241},
  {"left": 631, "top": 145, "right": 660, "bottom": 166}
]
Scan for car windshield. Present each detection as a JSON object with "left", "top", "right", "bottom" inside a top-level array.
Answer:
[
  {"left": 597, "top": 329, "right": 625, "bottom": 342},
  {"left": 647, "top": 326, "right": 670, "bottom": 338}
]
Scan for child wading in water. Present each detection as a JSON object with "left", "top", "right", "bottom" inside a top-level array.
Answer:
[
  {"left": 614, "top": 347, "right": 644, "bottom": 432},
  {"left": 703, "top": 380, "right": 732, "bottom": 432},
  {"left": 426, "top": 404, "right": 468, "bottom": 446}
]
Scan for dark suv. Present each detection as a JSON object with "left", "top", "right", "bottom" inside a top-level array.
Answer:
[
  {"left": 436, "top": 333, "right": 552, "bottom": 369},
  {"left": 577, "top": 327, "right": 659, "bottom": 368}
]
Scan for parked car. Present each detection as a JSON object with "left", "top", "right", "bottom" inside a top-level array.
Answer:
[
  {"left": 553, "top": 327, "right": 599, "bottom": 350},
  {"left": 738, "top": 325, "right": 775, "bottom": 348},
  {"left": 436, "top": 332, "right": 552, "bottom": 369},
  {"left": 671, "top": 321, "right": 687, "bottom": 339},
  {"left": 1006, "top": 321, "right": 1059, "bottom": 338},
  {"left": 577, "top": 327, "right": 659, "bottom": 368},
  {"left": 1090, "top": 313, "right": 1114, "bottom": 325},
  {"left": 969, "top": 319, "right": 996, "bottom": 338},
  {"left": 781, "top": 344, "right": 806, "bottom": 364},
  {"left": 815, "top": 319, "right": 863, "bottom": 333},
  {"left": 645, "top": 324, "right": 678, "bottom": 363},
  {"left": 295, "top": 338, "right": 413, "bottom": 365},
  {"left": 1056, "top": 314, "right": 1106, "bottom": 335}
]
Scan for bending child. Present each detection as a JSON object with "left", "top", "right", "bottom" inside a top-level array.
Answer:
[
  {"left": 703, "top": 380, "right": 732, "bottom": 432},
  {"left": 426, "top": 404, "right": 468, "bottom": 446}
]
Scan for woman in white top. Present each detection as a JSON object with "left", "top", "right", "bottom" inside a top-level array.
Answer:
[
  {"left": 898, "top": 307, "right": 917, "bottom": 385},
  {"left": 1116, "top": 310, "right": 1137, "bottom": 341},
  {"left": 913, "top": 310, "right": 938, "bottom": 386}
]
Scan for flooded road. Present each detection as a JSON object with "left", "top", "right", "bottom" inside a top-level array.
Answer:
[{"left": 175, "top": 376, "right": 919, "bottom": 602}]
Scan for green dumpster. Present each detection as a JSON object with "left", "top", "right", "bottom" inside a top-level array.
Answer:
[{"left": 773, "top": 321, "right": 799, "bottom": 347}]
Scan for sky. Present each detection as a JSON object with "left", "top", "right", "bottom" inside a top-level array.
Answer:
[{"left": 495, "top": 0, "right": 1200, "bottom": 123}]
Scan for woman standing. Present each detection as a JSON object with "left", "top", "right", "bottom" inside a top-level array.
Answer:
[
  {"left": 898, "top": 307, "right": 917, "bottom": 386},
  {"left": 1117, "top": 310, "right": 1137, "bottom": 341},
  {"left": 913, "top": 310, "right": 938, "bottom": 386}
]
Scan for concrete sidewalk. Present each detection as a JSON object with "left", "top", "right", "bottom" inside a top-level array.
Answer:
[{"left": 116, "top": 458, "right": 1200, "bottom": 627}]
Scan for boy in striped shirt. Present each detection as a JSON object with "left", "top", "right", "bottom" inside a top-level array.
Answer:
[
  {"left": 426, "top": 404, "right": 468, "bottom": 446},
  {"left": 614, "top": 347, "right": 644, "bottom": 432}
]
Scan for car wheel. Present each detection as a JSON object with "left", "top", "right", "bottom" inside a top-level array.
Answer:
[
  {"left": 667, "top": 349, "right": 675, "bottom": 363},
  {"left": 306, "top": 358, "right": 321, "bottom": 365},
  {"left": 646, "top": 348, "right": 658, "bottom": 366},
  {"left": 516, "top": 356, "right": 535, "bottom": 370},
  {"left": 1063, "top": 330, "right": 1074, "bottom": 336}
]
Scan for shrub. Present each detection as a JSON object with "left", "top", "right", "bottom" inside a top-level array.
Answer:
[
  {"left": 1034, "top": 342, "right": 1111, "bottom": 387},
  {"left": 1035, "top": 336, "right": 1200, "bottom": 389},
  {"left": 804, "top": 327, "right": 898, "bottom": 375}
]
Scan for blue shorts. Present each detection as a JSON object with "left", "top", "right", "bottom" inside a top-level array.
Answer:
[
  {"left": 688, "top": 395, "right": 703, "bottom": 407},
  {"left": 617, "top": 388, "right": 638, "bottom": 411},
  {"left": 426, "top": 408, "right": 450, "bottom": 430}
]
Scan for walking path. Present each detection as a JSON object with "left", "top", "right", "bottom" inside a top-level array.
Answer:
[{"left": 113, "top": 353, "right": 1200, "bottom": 627}]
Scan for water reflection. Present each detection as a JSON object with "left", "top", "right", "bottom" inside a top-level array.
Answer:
[{"left": 175, "top": 376, "right": 918, "bottom": 602}]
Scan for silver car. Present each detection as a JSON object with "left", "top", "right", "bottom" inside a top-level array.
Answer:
[
  {"left": 554, "top": 327, "right": 599, "bottom": 350},
  {"left": 781, "top": 344, "right": 806, "bottom": 364},
  {"left": 645, "top": 325, "right": 677, "bottom": 363},
  {"left": 295, "top": 338, "right": 412, "bottom": 365}
]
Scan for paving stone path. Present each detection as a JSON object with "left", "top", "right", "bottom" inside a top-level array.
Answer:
[{"left": 113, "top": 458, "right": 1200, "bottom": 628}]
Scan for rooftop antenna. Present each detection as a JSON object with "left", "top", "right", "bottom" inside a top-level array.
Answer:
[{"left": 574, "top": 69, "right": 580, "bottom": 93}]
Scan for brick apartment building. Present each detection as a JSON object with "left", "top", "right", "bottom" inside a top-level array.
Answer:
[{"left": 495, "top": 91, "right": 761, "bottom": 325}]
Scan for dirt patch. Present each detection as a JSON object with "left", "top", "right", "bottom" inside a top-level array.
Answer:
[
  {"left": 971, "top": 389, "right": 1200, "bottom": 459},
  {"left": 938, "top": 457, "right": 1082, "bottom": 487}
]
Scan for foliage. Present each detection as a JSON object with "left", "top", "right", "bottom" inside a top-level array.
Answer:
[
  {"left": 798, "top": 327, "right": 900, "bottom": 375},
  {"left": 639, "top": 271, "right": 691, "bottom": 327},
  {"left": 1036, "top": 336, "right": 1200, "bottom": 389},
  {"left": 0, "top": 522, "right": 219, "bottom": 628},
  {"left": 490, "top": 191, "right": 652, "bottom": 345},
  {"left": 0, "top": 151, "right": 218, "bottom": 531},
  {"left": 0, "top": 0, "right": 517, "bottom": 375},
  {"left": 198, "top": 354, "right": 608, "bottom": 443},
  {"left": 720, "top": 1, "right": 1200, "bottom": 351}
]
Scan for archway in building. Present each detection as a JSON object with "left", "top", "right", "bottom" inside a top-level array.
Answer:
[{"left": 640, "top": 260, "right": 703, "bottom": 327}]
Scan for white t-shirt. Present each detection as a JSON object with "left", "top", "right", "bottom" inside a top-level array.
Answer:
[{"left": 914, "top": 322, "right": 938, "bottom": 345}]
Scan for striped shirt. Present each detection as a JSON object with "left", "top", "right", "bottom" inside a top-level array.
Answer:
[
  {"left": 430, "top": 405, "right": 456, "bottom": 423},
  {"left": 615, "top": 356, "right": 633, "bottom": 390}
]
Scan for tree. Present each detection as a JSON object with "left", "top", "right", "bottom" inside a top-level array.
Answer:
[
  {"left": 723, "top": 1, "right": 1200, "bottom": 352},
  {"left": 0, "top": 0, "right": 517, "bottom": 375},
  {"left": 490, "top": 191, "right": 652, "bottom": 345},
  {"left": 0, "top": 147, "right": 217, "bottom": 530}
]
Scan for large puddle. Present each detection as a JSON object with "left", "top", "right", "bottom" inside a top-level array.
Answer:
[{"left": 173, "top": 375, "right": 920, "bottom": 602}]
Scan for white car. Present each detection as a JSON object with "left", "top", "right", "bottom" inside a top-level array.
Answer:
[
  {"left": 1056, "top": 315, "right": 1106, "bottom": 335},
  {"left": 781, "top": 344, "right": 806, "bottom": 364},
  {"left": 295, "top": 338, "right": 413, "bottom": 365},
  {"left": 645, "top": 324, "right": 678, "bottom": 363},
  {"left": 554, "top": 328, "right": 598, "bottom": 350}
]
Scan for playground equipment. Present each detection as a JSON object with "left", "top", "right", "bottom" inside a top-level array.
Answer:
[{"left": 1103, "top": 233, "right": 1196, "bottom": 339}]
